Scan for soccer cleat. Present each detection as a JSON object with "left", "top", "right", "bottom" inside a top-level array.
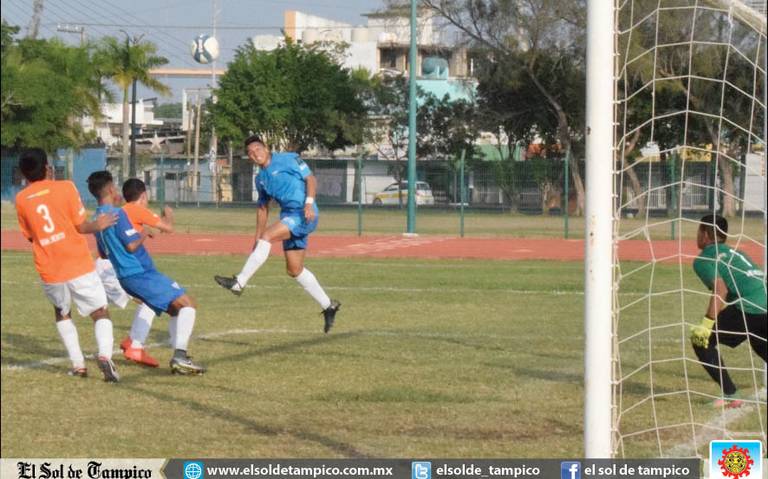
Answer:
[
  {"left": 214, "top": 275, "right": 243, "bottom": 296},
  {"left": 119, "top": 336, "right": 132, "bottom": 352},
  {"left": 170, "top": 356, "right": 206, "bottom": 375},
  {"left": 123, "top": 345, "right": 160, "bottom": 368},
  {"left": 97, "top": 357, "right": 120, "bottom": 383},
  {"left": 67, "top": 367, "right": 88, "bottom": 378},
  {"left": 322, "top": 300, "right": 341, "bottom": 333},
  {"left": 713, "top": 394, "right": 744, "bottom": 409}
]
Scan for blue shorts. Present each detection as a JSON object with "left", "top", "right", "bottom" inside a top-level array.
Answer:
[
  {"left": 280, "top": 205, "right": 319, "bottom": 250},
  {"left": 120, "top": 269, "right": 186, "bottom": 315}
]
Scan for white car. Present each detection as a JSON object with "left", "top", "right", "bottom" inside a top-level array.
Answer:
[{"left": 372, "top": 181, "right": 435, "bottom": 206}]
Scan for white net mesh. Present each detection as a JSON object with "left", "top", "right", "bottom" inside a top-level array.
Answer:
[{"left": 613, "top": 0, "right": 767, "bottom": 458}]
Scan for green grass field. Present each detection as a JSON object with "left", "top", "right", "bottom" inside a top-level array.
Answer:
[
  {"left": 3, "top": 202, "right": 765, "bottom": 240},
  {"left": 2, "top": 250, "right": 764, "bottom": 458}
]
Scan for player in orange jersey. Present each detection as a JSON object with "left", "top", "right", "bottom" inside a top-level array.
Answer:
[{"left": 14, "top": 148, "right": 120, "bottom": 382}]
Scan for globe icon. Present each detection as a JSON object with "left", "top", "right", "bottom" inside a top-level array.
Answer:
[{"left": 184, "top": 462, "right": 203, "bottom": 479}]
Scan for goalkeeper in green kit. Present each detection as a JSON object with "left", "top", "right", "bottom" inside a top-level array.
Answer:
[{"left": 690, "top": 214, "right": 767, "bottom": 408}]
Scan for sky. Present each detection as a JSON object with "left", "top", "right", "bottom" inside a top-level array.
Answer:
[{"left": 1, "top": 0, "right": 386, "bottom": 102}]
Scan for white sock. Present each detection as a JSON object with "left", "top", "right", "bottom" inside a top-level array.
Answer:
[
  {"left": 167, "top": 316, "right": 177, "bottom": 348},
  {"left": 295, "top": 268, "right": 332, "bottom": 309},
  {"left": 94, "top": 319, "right": 114, "bottom": 359},
  {"left": 173, "top": 307, "right": 196, "bottom": 351},
  {"left": 129, "top": 303, "right": 156, "bottom": 348},
  {"left": 56, "top": 319, "right": 85, "bottom": 369},
  {"left": 235, "top": 240, "right": 271, "bottom": 290}
]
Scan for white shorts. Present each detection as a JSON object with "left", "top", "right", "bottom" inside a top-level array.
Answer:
[
  {"left": 95, "top": 258, "right": 130, "bottom": 309},
  {"left": 42, "top": 270, "right": 108, "bottom": 317}
]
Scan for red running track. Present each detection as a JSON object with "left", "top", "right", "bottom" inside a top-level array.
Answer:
[{"left": 2, "top": 230, "right": 763, "bottom": 265}]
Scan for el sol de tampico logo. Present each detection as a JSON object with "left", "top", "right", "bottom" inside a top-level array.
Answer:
[{"left": 710, "top": 440, "right": 763, "bottom": 479}]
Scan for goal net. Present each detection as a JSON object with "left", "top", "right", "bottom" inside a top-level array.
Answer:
[{"left": 612, "top": 0, "right": 767, "bottom": 457}]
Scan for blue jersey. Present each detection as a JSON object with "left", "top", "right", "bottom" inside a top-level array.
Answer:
[
  {"left": 255, "top": 152, "right": 312, "bottom": 211},
  {"left": 94, "top": 205, "right": 155, "bottom": 279}
]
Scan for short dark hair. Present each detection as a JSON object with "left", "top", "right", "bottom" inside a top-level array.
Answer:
[
  {"left": 244, "top": 135, "right": 266, "bottom": 149},
  {"left": 18, "top": 148, "right": 48, "bottom": 182},
  {"left": 87, "top": 170, "right": 114, "bottom": 199},
  {"left": 699, "top": 214, "right": 728, "bottom": 243},
  {"left": 122, "top": 178, "right": 147, "bottom": 202}
]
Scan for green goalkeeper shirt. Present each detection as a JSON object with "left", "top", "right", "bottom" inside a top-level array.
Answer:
[{"left": 693, "top": 243, "right": 766, "bottom": 314}]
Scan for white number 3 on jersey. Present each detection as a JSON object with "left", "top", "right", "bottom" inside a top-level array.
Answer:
[{"left": 36, "top": 204, "right": 56, "bottom": 233}]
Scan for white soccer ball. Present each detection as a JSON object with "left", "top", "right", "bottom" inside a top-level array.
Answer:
[{"left": 190, "top": 34, "right": 220, "bottom": 64}]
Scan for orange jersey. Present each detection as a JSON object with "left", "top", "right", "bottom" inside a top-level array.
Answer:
[
  {"left": 122, "top": 202, "right": 162, "bottom": 232},
  {"left": 15, "top": 180, "right": 94, "bottom": 283}
]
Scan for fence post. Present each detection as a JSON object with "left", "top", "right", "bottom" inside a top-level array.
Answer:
[
  {"left": 459, "top": 149, "right": 466, "bottom": 238},
  {"left": 669, "top": 152, "right": 677, "bottom": 240},
  {"left": 564, "top": 150, "right": 570, "bottom": 239},
  {"left": 158, "top": 153, "right": 165, "bottom": 209},
  {"left": 357, "top": 155, "right": 363, "bottom": 237}
]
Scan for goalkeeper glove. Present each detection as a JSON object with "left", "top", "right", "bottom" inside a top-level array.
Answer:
[{"left": 690, "top": 317, "right": 715, "bottom": 348}]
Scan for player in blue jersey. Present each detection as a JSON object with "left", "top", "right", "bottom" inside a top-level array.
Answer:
[
  {"left": 214, "top": 135, "right": 341, "bottom": 333},
  {"left": 86, "top": 171, "right": 205, "bottom": 375}
]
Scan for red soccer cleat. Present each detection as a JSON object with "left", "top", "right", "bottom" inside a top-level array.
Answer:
[
  {"left": 123, "top": 345, "right": 160, "bottom": 368},
  {"left": 119, "top": 336, "right": 132, "bottom": 352}
]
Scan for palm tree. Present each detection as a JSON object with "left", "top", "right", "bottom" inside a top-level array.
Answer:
[{"left": 97, "top": 36, "right": 170, "bottom": 180}]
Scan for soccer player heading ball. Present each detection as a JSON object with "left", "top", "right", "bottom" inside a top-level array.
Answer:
[
  {"left": 214, "top": 135, "right": 341, "bottom": 333},
  {"left": 690, "top": 214, "right": 767, "bottom": 408}
]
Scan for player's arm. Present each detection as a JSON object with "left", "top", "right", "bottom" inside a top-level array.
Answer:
[
  {"left": 155, "top": 205, "right": 174, "bottom": 233},
  {"left": 125, "top": 229, "right": 150, "bottom": 253},
  {"left": 303, "top": 175, "right": 317, "bottom": 222},
  {"left": 75, "top": 213, "right": 118, "bottom": 234},
  {"left": 16, "top": 207, "right": 33, "bottom": 242},
  {"left": 705, "top": 277, "right": 729, "bottom": 320}
]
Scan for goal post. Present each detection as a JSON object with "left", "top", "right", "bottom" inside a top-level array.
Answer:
[{"left": 584, "top": 0, "right": 616, "bottom": 459}]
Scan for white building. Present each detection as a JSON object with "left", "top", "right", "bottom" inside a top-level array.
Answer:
[
  {"left": 252, "top": 8, "right": 470, "bottom": 80},
  {"left": 81, "top": 100, "right": 164, "bottom": 150}
]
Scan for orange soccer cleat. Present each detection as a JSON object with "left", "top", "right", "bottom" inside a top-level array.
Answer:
[
  {"left": 119, "top": 336, "right": 132, "bottom": 352},
  {"left": 123, "top": 345, "right": 160, "bottom": 368}
]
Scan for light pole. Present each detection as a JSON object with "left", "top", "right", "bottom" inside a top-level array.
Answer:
[{"left": 406, "top": 0, "right": 418, "bottom": 234}]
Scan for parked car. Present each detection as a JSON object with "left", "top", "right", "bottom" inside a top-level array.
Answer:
[{"left": 372, "top": 181, "right": 435, "bottom": 206}]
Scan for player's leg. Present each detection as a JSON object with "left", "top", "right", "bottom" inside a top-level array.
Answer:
[
  {"left": 692, "top": 305, "right": 748, "bottom": 407},
  {"left": 283, "top": 216, "right": 340, "bottom": 333},
  {"left": 69, "top": 271, "right": 119, "bottom": 382},
  {"left": 121, "top": 302, "right": 160, "bottom": 367},
  {"left": 43, "top": 282, "right": 87, "bottom": 376},
  {"left": 745, "top": 312, "right": 767, "bottom": 363},
  {"left": 167, "top": 294, "right": 205, "bottom": 375},
  {"left": 214, "top": 221, "right": 290, "bottom": 295}
]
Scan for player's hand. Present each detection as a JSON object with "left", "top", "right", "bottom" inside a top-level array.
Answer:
[
  {"left": 304, "top": 203, "right": 316, "bottom": 222},
  {"left": 690, "top": 317, "right": 715, "bottom": 348},
  {"left": 93, "top": 213, "right": 118, "bottom": 231}
]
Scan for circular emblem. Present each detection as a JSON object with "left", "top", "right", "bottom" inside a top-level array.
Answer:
[
  {"left": 184, "top": 463, "right": 203, "bottom": 479},
  {"left": 718, "top": 445, "right": 754, "bottom": 478}
]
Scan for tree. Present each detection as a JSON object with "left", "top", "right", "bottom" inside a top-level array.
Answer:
[
  {"left": 617, "top": 1, "right": 759, "bottom": 217},
  {"left": 153, "top": 102, "right": 183, "bottom": 119},
  {"left": 423, "top": 0, "right": 589, "bottom": 215},
  {"left": 1, "top": 21, "right": 103, "bottom": 151},
  {"left": 96, "top": 36, "right": 169, "bottom": 179},
  {"left": 210, "top": 40, "right": 367, "bottom": 153}
]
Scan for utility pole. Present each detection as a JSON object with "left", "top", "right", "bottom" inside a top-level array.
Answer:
[
  {"left": 210, "top": 0, "right": 220, "bottom": 202},
  {"left": 27, "top": 0, "right": 44, "bottom": 39}
]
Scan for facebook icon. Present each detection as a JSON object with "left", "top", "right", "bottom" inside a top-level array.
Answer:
[
  {"left": 411, "top": 461, "right": 431, "bottom": 479},
  {"left": 561, "top": 462, "right": 581, "bottom": 479}
]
